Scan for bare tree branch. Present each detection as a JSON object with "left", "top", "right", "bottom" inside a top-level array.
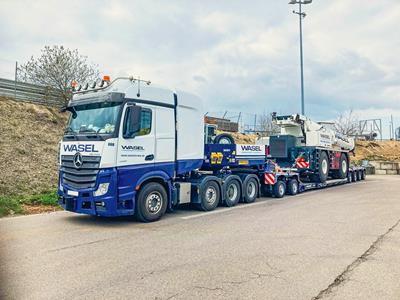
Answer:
[
  {"left": 334, "top": 110, "right": 359, "bottom": 136},
  {"left": 18, "top": 45, "right": 99, "bottom": 105}
]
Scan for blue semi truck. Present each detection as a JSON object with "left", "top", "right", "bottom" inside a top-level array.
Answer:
[{"left": 58, "top": 76, "right": 365, "bottom": 222}]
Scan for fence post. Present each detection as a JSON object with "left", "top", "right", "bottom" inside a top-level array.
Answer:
[{"left": 14, "top": 61, "right": 18, "bottom": 99}]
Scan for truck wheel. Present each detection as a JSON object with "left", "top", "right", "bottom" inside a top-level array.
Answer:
[
  {"left": 351, "top": 170, "right": 357, "bottom": 182},
  {"left": 135, "top": 182, "right": 168, "bottom": 222},
  {"left": 333, "top": 153, "right": 348, "bottom": 179},
  {"left": 347, "top": 172, "right": 352, "bottom": 183},
  {"left": 361, "top": 170, "right": 366, "bottom": 180},
  {"left": 243, "top": 177, "right": 258, "bottom": 203},
  {"left": 224, "top": 179, "right": 241, "bottom": 207},
  {"left": 273, "top": 180, "right": 286, "bottom": 198},
  {"left": 316, "top": 151, "right": 329, "bottom": 183},
  {"left": 287, "top": 179, "right": 299, "bottom": 196},
  {"left": 214, "top": 133, "right": 235, "bottom": 144},
  {"left": 199, "top": 180, "right": 220, "bottom": 211}
]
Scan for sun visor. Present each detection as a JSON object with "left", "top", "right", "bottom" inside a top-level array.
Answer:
[{"left": 68, "top": 92, "right": 125, "bottom": 107}]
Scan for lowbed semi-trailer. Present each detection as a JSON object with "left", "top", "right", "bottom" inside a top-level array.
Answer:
[{"left": 58, "top": 76, "right": 365, "bottom": 222}]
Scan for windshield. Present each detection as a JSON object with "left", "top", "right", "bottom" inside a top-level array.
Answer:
[{"left": 66, "top": 102, "right": 121, "bottom": 135}]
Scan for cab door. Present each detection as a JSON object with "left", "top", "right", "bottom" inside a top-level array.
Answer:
[{"left": 117, "top": 103, "right": 155, "bottom": 168}]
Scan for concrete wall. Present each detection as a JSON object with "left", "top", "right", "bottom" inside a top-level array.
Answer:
[{"left": 368, "top": 161, "right": 400, "bottom": 175}]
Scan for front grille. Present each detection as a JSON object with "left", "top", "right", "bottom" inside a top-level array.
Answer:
[{"left": 61, "top": 155, "right": 101, "bottom": 189}]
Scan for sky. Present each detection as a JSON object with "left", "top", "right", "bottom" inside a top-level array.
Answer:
[{"left": 0, "top": 0, "right": 399, "bottom": 138}]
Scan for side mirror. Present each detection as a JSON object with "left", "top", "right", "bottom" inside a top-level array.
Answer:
[{"left": 123, "top": 105, "right": 142, "bottom": 138}]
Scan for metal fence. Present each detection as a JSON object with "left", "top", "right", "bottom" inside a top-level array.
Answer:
[{"left": 0, "top": 77, "right": 62, "bottom": 106}]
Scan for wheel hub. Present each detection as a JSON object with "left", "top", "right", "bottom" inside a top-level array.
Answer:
[
  {"left": 206, "top": 187, "right": 217, "bottom": 204},
  {"left": 247, "top": 182, "right": 256, "bottom": 198},
  {"left": 146, "top": 192, "right": 162, "bottom": 214},
  {"left": 227, "top": 184, "right": 238, "bottom": 201}
]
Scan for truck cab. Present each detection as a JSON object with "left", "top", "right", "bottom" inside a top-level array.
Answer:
[{"left": 58, "top": 77, "right": 204, "bottom": 220}]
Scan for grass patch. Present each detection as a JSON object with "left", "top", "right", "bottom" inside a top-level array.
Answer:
[
  {"left": 0, "top": 190, "right": 59, "bottom": 217},
  {"left": 0, "top": 196, "right": 24, "bottom": 217}
]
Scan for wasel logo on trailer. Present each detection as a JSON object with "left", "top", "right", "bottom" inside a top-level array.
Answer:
[{"left": 73, "top": 152, "right": 83, "bottom": 169}]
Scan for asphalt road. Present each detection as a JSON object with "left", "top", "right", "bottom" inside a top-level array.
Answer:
[{"left": 1, "top": 175, "right": 400, "bottom": 300}]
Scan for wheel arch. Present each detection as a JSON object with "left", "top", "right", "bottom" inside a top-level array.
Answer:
[{"left": 135, "top": 172, "right": 173, "bottom": 209}]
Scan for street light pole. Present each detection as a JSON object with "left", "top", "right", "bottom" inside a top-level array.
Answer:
[
  {"left": 298, "top": 2, "right": 305, "bottom": 116},
  {"left": 290, "top": 0, "right": 312, "bottom": 116}
]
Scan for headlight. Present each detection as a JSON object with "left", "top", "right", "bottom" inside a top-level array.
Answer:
[{"left": 94, "top": 183, "right": 109, "bottom": 197}]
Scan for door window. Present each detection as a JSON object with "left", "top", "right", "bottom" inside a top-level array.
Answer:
[{"left": 123, "top": 106, "right": 152, "bottom": 138}]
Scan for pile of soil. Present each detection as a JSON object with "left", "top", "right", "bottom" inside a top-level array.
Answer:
[
  {"left": 217, "top": 131, "right": 258, "bottom": 144},
  {"left": 353, "top": 140, "right": 400, "bottom": 162},
  {"left": 0, "top": 97, "right": 68, "bottom": 196}
]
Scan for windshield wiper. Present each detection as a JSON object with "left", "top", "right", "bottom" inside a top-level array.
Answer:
[
  {"left": 64, "top": 127, "right": 76, "bottom": 135},
  {"left": 64, "top": 127, "right": 78, "bottom": 140}
]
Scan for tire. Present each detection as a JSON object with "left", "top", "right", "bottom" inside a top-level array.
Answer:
[
  {"left": 135, "top": 182, "right": 168, "bottom": 222},
  {"left": 243, "top": 177, "right": 258, "bottom": 203},
  {"left": 316, "top": 151, "right": 329, "bottom": 183},
  {"left": 347, "top": 172, "right": 352, "bottom": 183},
  {"left": 224, "top": 179, "right": 241, "bottom": 207},
  {"left": 273, "top": 180, "right": 286, "bottom": 198},
  {"left": 351, "top": 170, "right": 357, "bottom": 182},
  {"left": 361, "top": 170, "right": 366, "bottom": 180},
  {"left": 198, "top": 180, "right": 220, "bottom": 211},
  {"left": 332, "top": 153, "right": 348, "bottom": 179},
  {"left": 214, "top": 133, "right": 235, "bottom": 144},
  {"left": 287, "top": 179, "right": 299, "bottom": 196}
]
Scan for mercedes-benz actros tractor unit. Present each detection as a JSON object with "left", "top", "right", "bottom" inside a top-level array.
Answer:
[{"left": 58, "top": 76, "right": 267, "bottom": 222}]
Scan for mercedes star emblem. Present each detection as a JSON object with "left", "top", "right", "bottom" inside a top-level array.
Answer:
[{"left": 73, "top": 152, "right": 83, "bottom": 168}]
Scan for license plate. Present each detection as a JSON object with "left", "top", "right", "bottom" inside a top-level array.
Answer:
[{"left": 67, "top": 190, "right": 78, "bottom": 196}]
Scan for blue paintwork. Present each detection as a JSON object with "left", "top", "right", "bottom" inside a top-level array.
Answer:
[
  {"left": 59, "top": 159, "right": 203, "bottom": 217},
  {"left": 202, "top": 144, "right": 265, "bottom": 170}
]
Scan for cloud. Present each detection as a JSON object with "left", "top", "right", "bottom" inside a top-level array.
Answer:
[{"left": 0, "top": 0, "right": 399, "bottom": 137}]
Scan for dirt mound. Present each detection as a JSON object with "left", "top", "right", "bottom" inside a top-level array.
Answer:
[
  {"left": 217, "top": 131, "right": 258, "bottom": 144},
  {"left": 0, "top": 97, "right": 68, "bottom": 196},
  {"left": 353, "top": 140, "right": 400, "bottom": 162}
]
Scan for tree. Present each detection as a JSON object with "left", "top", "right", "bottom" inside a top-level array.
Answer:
[
  {"left": 258, "top": 112, "right": 279, "bottom": 136},
  {"left": 18, "top": 45, "right": 99, "bottom": 105},
  {"left": 334, "top": 110, "right": 359, "bottom": 136}
]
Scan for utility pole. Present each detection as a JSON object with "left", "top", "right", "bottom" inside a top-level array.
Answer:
[{"left": 289, "top": 0, "right": 312, "bottom": 116}]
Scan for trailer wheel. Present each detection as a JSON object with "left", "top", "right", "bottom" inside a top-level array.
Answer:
[
  {"left": 315, "top": 151, "right": 329, "bottom": 183},
  {"left": 214, "top": 133, "right": 235, "bottom": 144},
  {"left": 224, "top": 179, "right": 241, "bottom": 207},
  {"left": 347, "top": 172, "right": 352, "bottom": 183},
  {"left": 135, "top": 182, "right": 168, "bottom": 222},
  {"left": 287, "top": 179, "right": 299, "bottom": 196},
  {"left": 243, "top": 177, "right": 258, "bottom": 203},
  {"left": 273, "top": 180, "right": 286, "bottom": 198},
  {"left": 361, "top": 170, "right": 366, "bottom": 180},
  {"left": 333, "top": 153, "right": 348, "bottom": 179},
  {"left": 198, "top": 180, "right": 220, "bottom": 211},
  {"left": 351, "top": 170, "right": 357, "bottom": 182}
]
